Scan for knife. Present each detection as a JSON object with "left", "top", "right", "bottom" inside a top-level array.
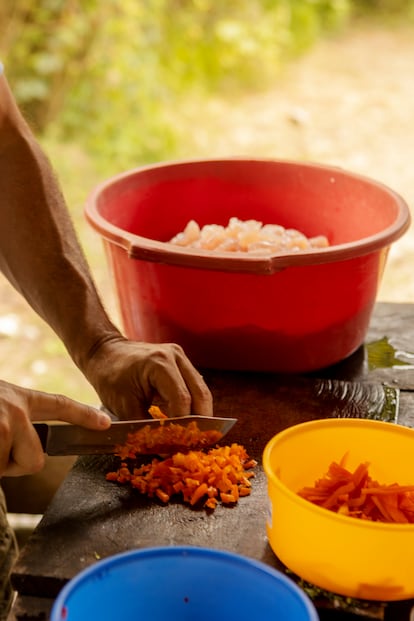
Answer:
[{"left": 33, "top": 416, "right": 237, "bottom": 456}]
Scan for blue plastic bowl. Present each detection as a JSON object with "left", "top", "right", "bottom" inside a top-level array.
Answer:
[{"left": 50, "top": 546, "right": 318, "bottom": 621}]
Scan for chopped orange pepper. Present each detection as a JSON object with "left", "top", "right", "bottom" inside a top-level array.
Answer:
[
  {"left": 106, "top": 443, "right": 257, "bottom": 511},
  {"left": 114, "top": 420, "right": 223, "bottom": 458},
  {"left": 148, "top": 405, "right": 168, "bottom": 419},
  {"left": 298, "top": 455, "right": 414, "bottom": 523}
]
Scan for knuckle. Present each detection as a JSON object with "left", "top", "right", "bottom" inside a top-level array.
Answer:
[
  {"left": 177, "top": 390, "right": 192, "bottom": 410},
  {"left": 169, "top": 343, "right": 185, "bottom": 357},
  {"left": 54, "top": 393, "right": 69, "bottom": 409},
  {"left": 198, "top": 384, "right": 213, "bottom": 402},
  {"left": 27, "top": 452, "right": 46, "bottom": 475},
  {"left": 146, "top": 343, "right": 183, "bottom": 367},
  {"left": 0, "top": 418, "right": 11, "bottom": 446}
]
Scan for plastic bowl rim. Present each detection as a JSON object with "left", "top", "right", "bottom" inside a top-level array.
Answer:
[
  {"left": 263, "top": 417, "right": 414, "bottom": 531},
  {"left": 50, "top": 545, "right": 319, "bottom": 620},
  {"left": 84, "top": 157, "right": 411, "bottom": 275}
]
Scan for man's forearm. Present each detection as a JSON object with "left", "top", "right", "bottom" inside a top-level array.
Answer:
[
  {"left": 0, "top": 65, "right": 214, "bottom": 423},
  {"left": 0, "top": 107, "right": 121, "bottom": 374}
]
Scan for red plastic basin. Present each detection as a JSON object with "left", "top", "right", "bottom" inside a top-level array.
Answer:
[{"left": 85, "top": 158, "right": 410, "bottom": 372}]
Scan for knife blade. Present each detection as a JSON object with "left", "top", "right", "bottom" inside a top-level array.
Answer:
[{"left": 33, "top": 416, "right": 237, "bottom": 456}]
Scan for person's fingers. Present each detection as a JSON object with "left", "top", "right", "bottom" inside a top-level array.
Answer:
[
  {"left": 84, "top": 339, "right": 213, "bottom": 420},
  {"left": 173, "top": 350, "right": 213, "bottom": 417},
  {"left": 28, "top": 390, "right": 112, "bottom": 429},
  {"left": 0, "top": 419, "right": 13, "bottom": 475},
  {"left": 146, "top": 344, "right": 213, "bottom": 417},
  {"left": 0, "top": 411, "right": 45, "bottom": 477},
  {"left": 146, "top": 363, "right": 192, "bottom": 418}
]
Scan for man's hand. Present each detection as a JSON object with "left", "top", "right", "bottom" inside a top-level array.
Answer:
[
  {"left": 0, "top": 379, "right": 111, "bottom": 477},
  {"left": 83, "top": 337, "right": 214, "bottom": 420}
]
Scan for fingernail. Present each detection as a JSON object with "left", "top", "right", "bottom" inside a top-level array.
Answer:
[{"left": 97, "top": 412, "right": 112, "bottom": 428}]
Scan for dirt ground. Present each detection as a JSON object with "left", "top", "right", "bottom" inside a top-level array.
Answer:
[{"left": 1, "top": 20, "right": 414, "bottom": 405}]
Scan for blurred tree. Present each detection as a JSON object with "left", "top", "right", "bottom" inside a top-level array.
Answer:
[
  {"left": 0, "top": 0, "right": 101, "bottom": 130},
  {"left": 0, "top": 0, "right": 353, "bottom": 170},
  {"left": 355, "top": 0, "right": 414, "bottom": 10}
]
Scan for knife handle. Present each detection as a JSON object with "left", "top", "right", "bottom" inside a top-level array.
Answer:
[{"left": 33, "top": 423, "right": 49, "bottom": 453}]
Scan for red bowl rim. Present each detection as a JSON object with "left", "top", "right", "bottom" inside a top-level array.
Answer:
[{"left": 84, "top": 158, "right": 411, "bottom": 275}]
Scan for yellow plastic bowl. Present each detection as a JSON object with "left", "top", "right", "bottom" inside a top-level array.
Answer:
[{"left": 263, "top": 418, "right": 414, "bottom": 601}]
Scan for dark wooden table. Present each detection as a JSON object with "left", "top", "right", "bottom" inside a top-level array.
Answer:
[{"left": 8, "top": 302, "right": 414, "bottom": 621}]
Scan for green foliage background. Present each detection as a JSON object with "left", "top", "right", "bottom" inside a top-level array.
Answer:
[
  {"left": 1, "top": 0, "right": 413, "bottom": 173},
  {"left": 0, "top": 0, "right": 349, "bottom": 172}
]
